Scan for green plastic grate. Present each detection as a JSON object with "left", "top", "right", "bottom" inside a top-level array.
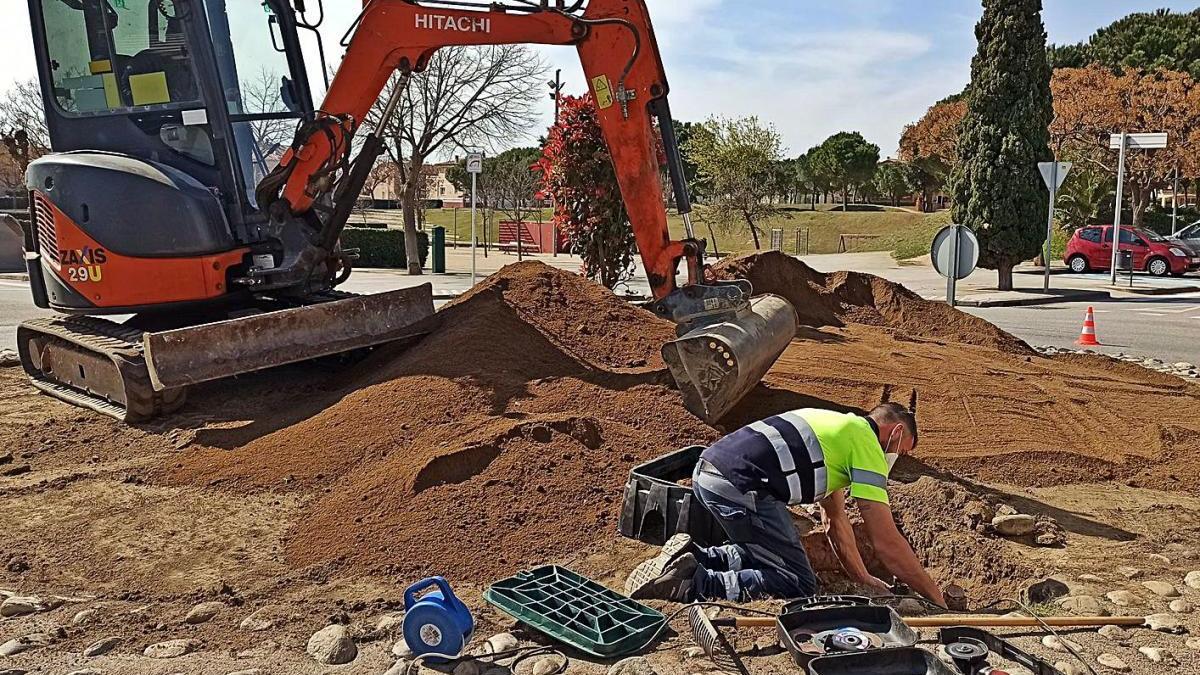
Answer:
[{"left": 484, "top": 565, "right": 667, "bottom": 658}]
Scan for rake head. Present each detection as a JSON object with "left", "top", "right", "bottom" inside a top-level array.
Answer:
[{"left": 687, "top": 605, "right": 739, "bottom": 672}]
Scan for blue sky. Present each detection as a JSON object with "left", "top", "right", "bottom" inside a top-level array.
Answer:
[{"left": 3, "top": 1, "right": 1197, "bottom": 156}]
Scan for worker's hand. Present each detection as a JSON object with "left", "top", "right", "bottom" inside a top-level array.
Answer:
[{"left": 861, "top": 574, "right": 893, "bottom": 594}]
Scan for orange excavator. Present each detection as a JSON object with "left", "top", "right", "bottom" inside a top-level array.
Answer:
[{"left": 17, "top": 0, "right": 795, "bottom": 423}]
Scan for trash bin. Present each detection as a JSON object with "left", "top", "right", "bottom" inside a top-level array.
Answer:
[
  {"left": 1118, "top": 249, "right": 1133, "bottom": 271},
  {"left": 431, "top": 226, "right": 446, "bottom": 273}
]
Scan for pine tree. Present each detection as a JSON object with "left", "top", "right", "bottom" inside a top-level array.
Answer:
[{"left": 950, "top": 0, "right": 1054, "bottom": 290}]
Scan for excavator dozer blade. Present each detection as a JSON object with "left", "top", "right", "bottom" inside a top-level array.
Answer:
[
  {"left": 143, "top": 284, "right": 436, "bottom": 391},
  {"left": 662, "top": 294, "right": 797, "bottom": 424}
]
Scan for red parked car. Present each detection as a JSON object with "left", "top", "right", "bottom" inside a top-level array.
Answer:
[{"left": 1064, "top": 225, "right": 1200, "bottom": 277}]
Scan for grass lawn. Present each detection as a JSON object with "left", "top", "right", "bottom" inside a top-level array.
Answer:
[{"left": 354, "top": 204, "right": 947, "bottom": 257}]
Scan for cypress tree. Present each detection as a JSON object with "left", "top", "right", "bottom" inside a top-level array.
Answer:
[{"left": 950, "top": 0, "right": 1054, "bottom": 290}]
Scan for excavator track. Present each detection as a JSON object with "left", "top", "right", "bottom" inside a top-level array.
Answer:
[{"left": 16, "top": 316, "right": 186, "bottom": 423}]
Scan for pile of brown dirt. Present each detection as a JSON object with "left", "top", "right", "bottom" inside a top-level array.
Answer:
[
  {"left": 160, "top": 262, "right": 715, "bottom": 581},
  {"left": 713, "top": 252, "right": 1032, "bottom": 355}
]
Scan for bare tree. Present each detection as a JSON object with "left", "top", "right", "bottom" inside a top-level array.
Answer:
[
  {"left": 367, "top": 45, "right": 547, "bottom": 274},
  {"left": 0, "top": 79, "right": 49, "bottom": 194},
  {"left": 239, "top": 68, "right": 297, "bottom": 173}
]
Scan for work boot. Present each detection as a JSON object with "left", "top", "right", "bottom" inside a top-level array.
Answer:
[
  {"left": 628, "top": 553, "right": 698, "bottom": 602},
  {"left": 624, "top": 533, "right": 694, "bottom": 597}
]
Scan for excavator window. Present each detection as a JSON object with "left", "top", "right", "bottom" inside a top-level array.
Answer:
[{"left": 39, "top": 0, "right": 201, "bottom": 113}]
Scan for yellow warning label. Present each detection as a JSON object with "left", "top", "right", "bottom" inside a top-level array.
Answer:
[
  {"left": 591, "top": 75, "right": 613, "bottom": 109},
  {"left": 129, "top": 72, "right": 170, "bottom": 106},
  {"left": 89, "top": 59, "right": 112, "bottom": 75}
]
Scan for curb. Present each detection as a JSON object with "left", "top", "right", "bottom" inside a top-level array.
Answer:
[
  {"left": 938, "top": 290, "right": 1111, "bottom": 307},
  {"left": 0, "top": 272, "right": 28, "bottom": 281},
  {"left": 1107, "top": 284, "right": 1200, "bottom": 296}
]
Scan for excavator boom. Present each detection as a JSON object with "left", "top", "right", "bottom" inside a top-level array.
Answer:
[{"left": 252, "top": 0, "right": 797, "bottom": 422}]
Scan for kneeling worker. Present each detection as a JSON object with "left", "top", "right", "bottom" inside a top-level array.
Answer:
[{"left": 625, "top": 403, "right": 947, "bottom": 607}]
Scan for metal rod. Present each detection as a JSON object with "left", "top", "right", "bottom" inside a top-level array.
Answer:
[
  {"left": 1172, "top": 165, "right": 1180, "bottom": 236},
  {"left": 376, "top": 72, "right": 410, "bottom": 134},
  {"left": 471, "top": 171, "right": 478, "bottom": 285},
  {"left": 1044, "top": 161, "right": 1059, "bottom": 292},
  {"left": 1110, "top": 133, "right": 1127, "bottom": 285},
  {"left": 681, "top": 212, "right": 696, "bottom": 240},
  {"left": 946, "top": 224, "right": 959, "bottom": 307}
]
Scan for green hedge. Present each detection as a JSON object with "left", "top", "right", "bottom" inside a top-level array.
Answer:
[{"left": 341, "top": 227, "right": 429, "bottom": 269}]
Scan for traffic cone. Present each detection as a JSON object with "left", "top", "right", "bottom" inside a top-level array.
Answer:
[{"left": 1076, "top": 306, "right": 1100, "bottom": 346}]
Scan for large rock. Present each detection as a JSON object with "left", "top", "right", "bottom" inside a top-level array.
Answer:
[
  {"left": 1142, "top": 580, "right": 1181, "bottom": 597},
  {"left": 184, "top": 601, "right": 225, "bottom": 624},
  {"left": 1097, "top": 625, "right": 1128, "bottom": 643},
  {"left": 606, "top": 656, "right": 656, "bottom": 675},
  {"left": 83, "top": 636, "right": 121, "bottom": 657},
  {"left": 1184, "top": 571, "right": 1200, "bottom": 590},
  {"left": 1096, "top": 654, "right": 1130, "bottom": 672},
  {"left": 992, "top": 514, "right": 1036, "bottom": 537},
  {"left": 0, "top": 633, "right": 51, "bottom": 657},
  {"left": 1105, "top": 590, "right": 1137, "bottom": 607},
  {"left": 531, "top": 656, "right": 563, "bottom": 675},
  {"left": 1138, "top": 647, "right": 1176, "bottom": 665},
  {"left": 306, "top": 624, "right": 357, "bottom": 665},
  {"left": 0, "top": 596, "right": 42, "bottom": 617},
  {"left": 483, "top": 632, "right": 518, "bottom": 655},
  {"left": 144, "top": 639, "right": 198, "bottom": 658},
  {"left": 1058, "top": 595, "right": 1106, "bottom": 616}
]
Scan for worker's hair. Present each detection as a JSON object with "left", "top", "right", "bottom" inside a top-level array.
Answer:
[{"left": 869, "top": 402, "right": 918, "bottom": 448}]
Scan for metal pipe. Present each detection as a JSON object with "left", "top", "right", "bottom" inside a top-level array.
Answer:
[{"left": 1109, "top": 133, "right": 1127, "bottom": 285}]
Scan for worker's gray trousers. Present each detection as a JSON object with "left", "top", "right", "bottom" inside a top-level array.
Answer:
[{"left": 690, "top": 461, "right": 817, "bottom": 601}]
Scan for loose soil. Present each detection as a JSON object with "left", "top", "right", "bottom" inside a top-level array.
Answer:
[{"left": 3, "top": 254, "right": 1200, "bottom": 674}]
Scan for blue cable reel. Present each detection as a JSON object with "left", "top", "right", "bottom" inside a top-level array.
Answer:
[{"left": 403, "top": 577, "right": 475, "bottom": 662}]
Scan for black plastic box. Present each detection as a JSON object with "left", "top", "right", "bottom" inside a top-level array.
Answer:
[
  {"left": 807, "top": 647, "right": 957, "bottom": 675},
  {"left": 777, "top": 605, "right": 917, "bottom": 668},
  {"left": 618, "top": 445, "right": 725, "bottom": 546}
]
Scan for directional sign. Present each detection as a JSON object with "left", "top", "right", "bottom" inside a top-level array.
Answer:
[
  {"left": 1110, "top": 132, "right": 1168, "bottom": 149},
  {"left": 1038, "top": 161, "right": 1071, "bottom": 191},
  {"left": 466, "top": 152, "right": 484, "bottom": 174}
]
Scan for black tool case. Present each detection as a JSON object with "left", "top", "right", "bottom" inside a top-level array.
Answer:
[
  {"left": 806, "top": 647, "right": 957, "bottom": 675},
  {"left": 618, "top": 445, "right": 725, "bottom": 546},
  {"left": 777, "top": 604, "right": 919, "bottom": 667}
]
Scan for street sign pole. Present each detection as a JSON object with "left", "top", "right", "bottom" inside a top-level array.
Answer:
[
  {"left": 1172, "top": 165, "right": 1180, "bottom": 236},
  {"left": 947, "top": 225, "right": 960, "bottom": 307},
  {"left": 1109, "top": 133, "right": 1127, "bottom": 286},
  {"left": 467, "top": 152, "right": 484, "bottom": 286},
  {"left": 1038, "top": 161, "right": 1070, "bottom": 292}
]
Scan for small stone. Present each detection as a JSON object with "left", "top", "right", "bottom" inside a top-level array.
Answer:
[
  {"left": 1054, "top": 661, "right": 1087, "bottom": 675},
  {"left": 238, "top": 606, "right": 280, "bottom": 632},
  {"left": 1078, "top": 574, "right": 1104, "bottom": 583},
  {"left": 144, "top": 639, "right": 197, "bottom": 658},
  {"left": 1106, "top": 590, "right": 1137, "bottom": 607},
  {"left": 0, "top": 350, "right": 18, "bottom": 367},
  {"left": 607, "top": 656, "right": 656, "bottom": 675},
  {"left": 226, "top": 670, "right": 264, "bottom": 675},
  {"left": 532, "top": 656, "right": 564, "bottom": 675},
  {"left": 1042, "top": 635, "right": 1082, "bottom": 653},
  {"left": 306, "top": 624, "right": 357, "bottom": 665},
  {"left": 392, "top": 637, "right": 413, "bottom": 658},
  {"left": 1148, "top": 553, "right": 1171, "bottom": 564},
  {"left": 453, "top": 661, "right": 482, "bottom": 675},
  {"left": 1142, "top": 580, "right": 1181, "bottom": 597},
  {"left": 1117, "top": 566, "right": 1143, "bottom": 580},
  {"left": 682, "top": 646, "right": 707, "bottom": 660},
  {"left": 992, "top": 514, "right": 1037, "bottom": 536},
  {"left": 1145, "top": 613, "right": 1185, "bottom": 634},
  {"left": 1174, "top": 362, "right": 1194, "bottom": 370},
  {"left": 1138, "top": 647, "right": 1176, "bottom": 664},
  {"left": 65, "top": 670, "right": 102, "bottom": 675},
  {"left": 895, "top": 598, "right": 926, "bottom": 615},
  {"left": 1059, "top": 595, "right": 1107, "bottom": 616},
  {"left": 1169, "top": 599, "right": 1193, "bottom": 613},
  {"left": 1025, "top": 578, "right": 1070, "bottom": 604},
  {"left": 1098, "top": 625, "right": 1128, "bottom": 643},
  {"left": 484, "top": 632, "right": 518, "bottom": 655},
  {"left": 83, "top": 636, "right": 121, "bottom": 657},
  {"left": 1184, "top": 571, "right": 1200, "bottom": 590},
  {"left": 184, "top": 600, "right": 224, "bottom": 624},
  {"left": 0, "top": 596, "right": 42, "bottom": 617},
  {"left": 1096, "top": 654, "right": 1130, "bottom": 672},
  {"left": 72, "top": 608, "right": 98, "bottom": 625},
  {"left": 375, "top": 612, "right": 405, "bottom": 634},
  {"left": 1186, "top": 637, "right": 1200, "bottom": 650},
  {"left": 384, "top": 660, "right": 413, "bottom": 675},
  {"left": 1036, "top": 532, "right": 1060, "bottom": 546},
  {"left": 996, "top": 504, "right": 1018, "bottom": 516}
]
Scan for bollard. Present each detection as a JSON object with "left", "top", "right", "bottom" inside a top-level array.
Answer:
[{"left": 432, "top": 226, "right": 446, "bottom": 273}]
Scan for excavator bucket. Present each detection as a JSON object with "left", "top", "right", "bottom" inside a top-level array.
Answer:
[
  {"left": 143, "top": 285, "right": 436, "bottom": 391},
  {"left": 662, "top": 294, "right": 797, "bottom": 424}
]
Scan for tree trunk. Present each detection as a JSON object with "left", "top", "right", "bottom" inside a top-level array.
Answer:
[
  {"left": 402, "top": 158, "right": 423, "bottom": 275},
  {"left": 707, "top": 222, "right": 721, "bottom": 258},
  {"left": 842, "top": 186, "right": 849, "bottom": 212},
  {"left": 1130, "top": 186, "right": 1152, "bottom": 229},
  {"left": 997, "top": 263, "right": 1014, "bottom": 291},
  {"left": 745, "top": 213, "right": 761, "bottom": 250}
]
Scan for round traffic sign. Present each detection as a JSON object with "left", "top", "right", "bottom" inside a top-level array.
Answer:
[{"left": 930, "top": 224, "right": 979, "bottom": 280}]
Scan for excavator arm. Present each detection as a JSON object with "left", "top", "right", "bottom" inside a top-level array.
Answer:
[{"left": 257, "top": 0, "right": 797, "bottom": 422}]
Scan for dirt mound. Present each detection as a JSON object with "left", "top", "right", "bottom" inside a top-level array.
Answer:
[
  {"left": 161, "top": 261, "right": 715, "bottom": 580},
  {"left": 713, "top": 252, "right": 1032, "bottom": 355}
]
